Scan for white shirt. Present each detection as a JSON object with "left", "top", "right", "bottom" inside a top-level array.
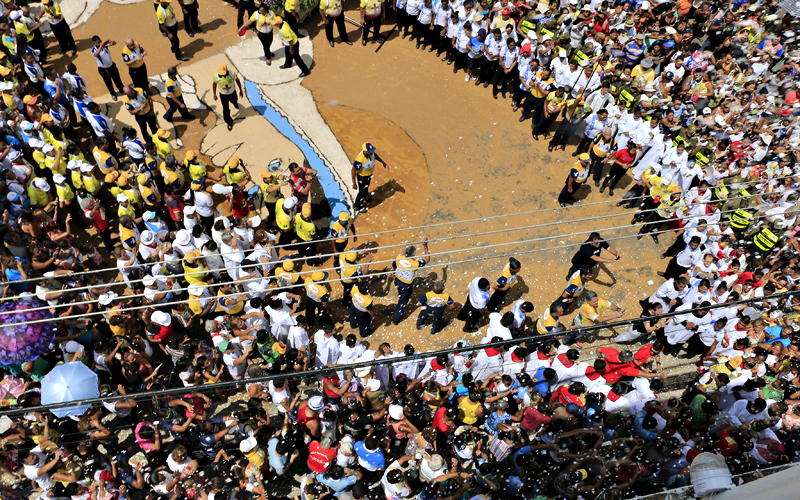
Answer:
[{"left": 91, "top": 45, "right": 115, "bottom": 68}]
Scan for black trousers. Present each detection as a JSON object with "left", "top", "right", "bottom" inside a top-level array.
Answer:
[
  {"left": 162, "top": 24, "right": 183, "bottom": 59},
  {"left": 51, "top": 21, "right": 77, "bottom": 53},
  {"left": 363, "top": 16, "right": 382, "bottom": 42},
  {"left": 576, "top": 135, "right": 593, "bottom": 155},
  {"left": 486, "top": 288, "right": 508, "bottom": 312},
  {"left": 664, "top": 257, "right": 688, "bottom": 280},
  {"left": 256, "top": 31, "right": 274, "bottom": 60},
  {"left": 664, "top": 237, "right": 687, "bottom": 258},
  {"left": 558, "top": 181, "right": 584, "bottom": 205},
  {"left": 588, "top": 150, "right": 606, "bottom": 182},
  {"left": 237, "top": 0, "right": 255, "bottom": 28},
  {"left": 297, "top": 239, "right": 317, "bottom": 265},
  {"left": 521, "top": 94, "right": 545, "bottom": 122},
  {"left": 30, "top": 30, "right": 46, "bottom": 56},
  {"left": 306, "top": 299, "right": 331, "bottom": 328},
  {"left": 531, "top": 110, "right": 558, "bottom": 136},
  {"left": 512, "top": 86, "right": 528, "bottom": 107},
  {"left": 165, "top": 94, "right": 193, "bottom": 121},
  {"left": 354, "top": 174, "right": 371, "bottom": 212},
  {"left": 325, "top": 14, "right": 349, "bottom": 42},
  {"left": 393, "top": 280, "right": 413, "bottom": 325},
  {"left": 285, "top": 13, "right": 301, "bottom": 37},
  {"left": 480, "top": 59, "right": 498, "bottom": 84},
  {"left": 342, "top": 281, "right": 355, "bottom": 307},
  {"left": 549, "top": 116, "right": 577, "bottom": 148},
  {"left": 98, "top": 64, "right": 125, "bottom": 94},
  {"left": 264, "top": 200, "right": 277, "bottom": 230},
  {"left": 412, "top": 21, "right": 430, "bottom": 45},
  {"left": 349, "top": 307, "right": 372, "bottom": 337},
  {"left": 129, "top": 64, "right": 149, "bottom": 90},
  {"left": 220, "top": 92, "right": 239, "bottom": 126},
  {"left": 183, "top": 1, "right": 200, "bottom": 33},
  {"left": 283, "top": 43, "right": 310, "bottom": 73},
  {"left": 639, "top": 212, "right": 667, "bottom": 234},
  {"left": 493, "top": 67, "right": 516, "bottom": 94},
  {"left": 397, "top": 9, "right": 410, "bottom": 35},
  {"left": 333, "top": 240, "right": 347, "bottom": 269},
  {"left": 457, "top": 298, "right": 483, "bottom": 332},
  {"left": 417, "top": 305, "right": 446, "bottom": 334},
  {"left": 602, "top": 164, "right": 628, "bottom": 191},
  {"left": 134, "top": 112, "right": 159, "bottom": 141}
]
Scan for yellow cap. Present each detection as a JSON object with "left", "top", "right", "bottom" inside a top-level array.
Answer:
[
  {"left": 185, "top": 150, "right": 199, "bottom": 161},
  {"left": 22, "top": 95, "right": 35, "bottom": 104},
  {"left": 40, "top": 114, "right": 54, "bottom": 123},
  {"left": 137, "top": 173, "right": 149, "bottom": 184},
  {"left": 104, "top": 172, "right": 119, "bottom": 183},
  {"left": 579, "top": 153, "right": 590, "bottom": 161},
  {"left": 218, "top": 63, "right": 227, "bottom": 74},
  {"left": 260, "top": 170, "right": 273, "bottom": 178},
  {"left": 338, "top": 211, "right": 350, "bottom": 222},
  {"left": 301, "top": 203, "right": 312, "bottom": 218},
  {"left": 344, "top": 251, "right": 358, "bottom": 263},
  {"left": 185, "top": 249, "right": 202, "bottom": 263},
  {"left": 271, "top": 15, "right": 283, "bottom": 25},
  {"left": 118, "top": 173, "right": 129, "bottom": 186},
  {"left": 156, "top": 128, "right": 170, "bottom": 139},
  {"left": 229, "top": 155, "right": 240, "bottom": 166},
  {"left": 311, "top": 271, "right": 327, "bottom": 282},
  {"left": 672, "top": 186, "right": 682, "bottom": 193},
  {"left": 282, "top": 260, "right": 294, "bottom": 272}
]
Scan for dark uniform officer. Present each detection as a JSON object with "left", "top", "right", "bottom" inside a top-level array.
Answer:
[
  {"left": 392, "top": 239, "right": 431, "bottom": 325},
  {"left": 350, "top": 281, "right": 374, "bottom": 338},
  {"left": 486, "top": 257, "right": 521, "bottom": 312},
  {"left": 417, "top": 280, "right": 454, "bottom": 334}
]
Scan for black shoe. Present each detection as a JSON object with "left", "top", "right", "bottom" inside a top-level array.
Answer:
[
  {"left": 657, "top": 271, "right": 666, "bottom": 277},
  {"left": 501, "top": 92, "right": 507, "bottom": 98},
  {"left": 416, "top": 43, "right": 421, "bottom": 49},
  {"left": 71, "top": 50, "right": 77, "bottom": 57},
  {"left": 329, "top": 40, "right": 334, "bottom": 47},
  {"left": 609, "top": 188, "right": 614, "bottom": 196},
  {"left": 637, "top": 234, "right": 643, "bottom": 240},
  {"left": 187, "top": 31, "right": 195, "bottom": 37},
  {"left": 571, "top": 151, "right": 580, "bottom": 157},
  {"left": 617, "top": 201, "right": 626, "bottom": 207},
  {"left": 428, "top": 46, "right": 435, "bottom": 52},
  {"left": 362, "top": 38, "right": 367, "bottom": 46},
  {"left": 299, "top": 70, "right": 310, "bottom": 77},
  {"left": 599, "top": 185, "right": 606, "bottom": 193},
  {"left": 474, "top": 78, "right": 481, "bottom": 86},
  {"left": 660, "top": 254, "right": 668, "bottom": 260},
  {"left": 483, "top": 82, "right": 489, "bottom": 88},
  {"left": 280, "top": 64, "right": 291, "bottom": 69},
  {"left": 447, "top": 59, "right": 454, "bottom": 65},
  {"left": 559, "top": 202, "right": 566, "bottom": 207},
  {"left": 269, "top": 52, "right": 275, "bottom": 58},
  {"left": 594, "top": 180, "right": 600, "bottom": 187},
  {"left": 345, "top": 40, "right": 353, "bottom": 45},
  {"left": 560, "top": 144, "right": 566, "bottom": 151},
  {"left": 111, "top": 92, "right": 117, "bottom": 101},
  {"left": 227, "top": 123, "right": 233, "bottom": 131},
  {"left": 178, "top": 56, "right": 189, "bottom": 61},
  {"left": 162, "top": 31, "right": 168, "bottom": 37},
  {"left": 493, "top": 92, "right": 498, "bottom": 99},
  {"left": 548, "top": 144, "right": 554, "bottom": 152},
  {"left": 401, "top": 33, "right": 409, "bottom": 39},
  {"left": 532, "top": 134, "right": 539, "bottom": 141},
  {"left": 652, "top": 234, "right": 660, "bottom": 244},
  {"left": 519, "top": 115, "right": 527, "bottom": 122},
  {"left": 453, "top": 67, "right": 458, "bottom": 73}
]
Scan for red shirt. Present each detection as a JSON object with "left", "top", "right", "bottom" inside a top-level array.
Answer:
[
  {"left": 85, "top": 206, "right": 109, "bottom": 232},
  {"left": 231, "top": 191, "right": 249, "bottom": 219},
  {"left": 289, "top": 166, "right": 310, "bottom": 201},
  {"left": 432, "top": 406, "right": 450, "bottom": 433},
  {"left": 307, "top": 441, "right": 336, "bottom": 473},
  {"left": 153, "top": 323, "right": 174, "bottom": 341},
  {"left": 614, "top": 149, "right": 635, "bottom": 166},
  {"left": 550, "top": 386, "right": 585, "bottom": 407},
  {"left": 521, "top": 407, "right": 552, "bottom": 431}
]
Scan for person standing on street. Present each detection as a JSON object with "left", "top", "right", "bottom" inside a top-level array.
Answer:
[
  {"left": 319, "top": 0, "right": 351, "bottom": 47},
  {"left": 486, "top": 257, "right": 521, "bottom": 312},
  {"left": 157, "top": 0, "right": 189, "bottom": 62},
  {"left": 566, "top": 232, "right": 620, "bottom": 280},
  {"left": 558, "top": 153, "right": 590, "bottom": 208},
  {"left": 350, "top": 281, "right": 375, "bottom": 338},
  {"left": 351, "top": 142, "right": 389, "bottom": 214},
  {"left": 417, "top": 280, "right": 454, "bottom": 334},
  {"left": 272, "top": 16, "right": 311, "bottom": 77},
  {"left": 341, "top": 251, "right": 371, "bottom": 307},
  {"left": 294, "top": 202, "right": 319, "bottom": 266},
  {"left": 164, "top": 66, "right": 195, "bottom": 122},
  {"left": 122, "top": 39, "right": 149, "bottom": 91},
  {"left": 212, "top": 63, "right": 244, "bottom": 131},
  {"left": 599, "top": 142, "right": 636, "bottom": 196},
  {"left": 90, "top": 37, "right": 125, "bottom": 100},
  {"left": 330, "top": 211, "right": 356, "bottom": 269},
  {"left": 284, "top": 0, "right": 302, "bottom": 38},
  {"left": 457, "top": 277, "right": 491, "bottom": 333},
  {"left": 37, "top": 0, "right": 77, "bottom": 56},
  {"left": 392, "top": 238, "right": 431, "bottom": 325},
  {"left": 241, "top": 5, "right": 276, "bottom": 65},
  {"left": 123, "top": 85, "right": 159, "bottom": 142},
  {"left": 180, "top": 0, "right": 202, "bottom": 37},
  {"left": 360, "top": 0, "right": 384, "bottom": 46}
]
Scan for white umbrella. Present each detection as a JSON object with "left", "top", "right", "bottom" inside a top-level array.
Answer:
[{"left": 41, "top": 362, "right": 99, "bottom": 418}]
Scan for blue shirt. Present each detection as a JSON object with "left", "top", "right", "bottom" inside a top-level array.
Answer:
[
  {"left": 764, "top": 325, "right": 791, "bottom": 347},
  {"left": 316, "top": 473, "right": 357, "bottom": 496},
  {"left": 43, "top": 78, "right": 68, "bottom": 104},
  {"left": 354, "top": 441, "right": 385, "bottom": 469},
  {"left": 485, "top": 411, "right": 512, "bottom": 434},
  {"left": 532, "top": 366, "right": 550, "bottom": 394}
]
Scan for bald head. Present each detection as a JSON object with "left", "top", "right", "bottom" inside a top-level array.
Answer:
[{"left": 126, "top": 38, "right": 135, "bottom": 48}]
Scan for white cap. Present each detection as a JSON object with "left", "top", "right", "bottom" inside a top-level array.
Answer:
[
  {"left": 559, "top": 49, "right": 567, "bottom": 57},
  {"left": 527, "top": 31, "right": 537, "bottom": 40},
  {"left": 308, "top": 396, "right": 324, "bottom": 411},
  {"left": 33, "top": 178, "right": 50, "bottom": 191},
  {"left": 29, "top": 139, "right": 44, "bottom": 149},
  {"left": 183, "top": 206, "right": 196, "bottom": 215},
  {"left": 80, "top": 163, "right": 94, "bottom": 173},
  {"left": 176, "top": 229, "right": 191, "bottom": 246},
  {"left": 187, "top": 283, "right": 205, "bottom": 296},
  {"left": 52, "top": 174, "right": 66, "bottom": 184},
  {"left": 141, "top": 230, "right": 155, "bottom": 245},
  {"left": 6, "top": 192, "right": 19, "bottom": 202},
  {"left": 702, "top": 107, "right": 712, "bottom": 115},
  {"left": 641, "top": 0, "right": 650, "bottom": 8},
  {"left": 283, "top": 196, "right": 297, "bottom": 210},
  {"left": 541, "top": 34, "right": 552, "bottom": 42},
  {"left": 64, "top": 340, "right": 83, "bottom": 353},
  {"left": 42, "top": 144, "right": 55, "bottom": 153},
  {"left": 116, "top": 193, "right": 129, "bottom": 202},
  {"left": 248, "top": 215, "right": 262, "bottom": 228},
  {"left": 151, "top": 311, "right": 172, "bottom": 327},
  {"left": 98, "top": 292, "right": 118, "bottom": 306},
  {"left": 142, "top": 276, "right": 157, "bottom": 287},
  {"left": 67, "top": 160, "right": 80, "bottom": 170},
  {"left": 9, "top": 11, "right": 20, "bottom": 20},
  {"left": 240, "top": 436, "right": 258, "bottom": 453},
  {"left": 143, "top": 211, "right": 156, "bottom": 221}
]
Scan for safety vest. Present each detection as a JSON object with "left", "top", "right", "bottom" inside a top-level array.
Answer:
[
  {"left": 187, "top": 162, "right": 206, "bottom": 181},
  {"left": 394, "top": 255, "right": 421, "bottom": 285},
  {"left": 331, "top": 219, "right": 352, "bottom": 243},
  {"left": 93, "top": 147, "right": 118, "bottom": 174},
  {"left": 276, "top": 266, "right": 299, "bottom": 287},
  {"left": 215, "top": 71, "right": 237, "bottom": 95},
  {"left": 275, "top": 198, "right": 292, "bottom": 230},
  {"left": 619, "top": 88, "right": 635, "bottom": 108},
  {"left": 729, "top": 209, "right": 753, "bottom": 230},
  {"left": 714, "top": 184, "right": 729, "bottom": 201},
  {"left": 294, "top": 214, "right": 316, "bottom": 242},
  {"left": 119, "top": 224, "right": 139, "bottom": 249},
  {"left": 352, "top": 288, "right": 373, "bottom": 312},
  {"left": 574, "top": 49, "right": 589, "bottom": 65},
  {"left": 695, "top": 151, "right": 710, "bottom": 167},
  {"left": 217, "top": 292, "right": 245, "bottom": 314},
  {"left": 118, "top": 203, "right": 136, "bottom": 219},
  {"left": 341, "top": 263, "right": 361, "bottom": 284},
  {"left": 260, "top": 178, "right": 280, "bottom": 203},
  {"left": 140, "top": 183, "right": 160, "bottom": 206},
  {"left": 305, "top": 281, "right": 329, "bottom": 303},
  {"left": 753, "top": 228, "right": 779, "bottom": 252}
]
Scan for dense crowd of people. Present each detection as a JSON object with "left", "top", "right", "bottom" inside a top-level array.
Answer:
[{"left": 0, "top": 0, "right": 799, "bottom": 499}]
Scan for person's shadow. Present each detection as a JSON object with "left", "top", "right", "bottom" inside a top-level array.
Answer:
[
  {"left": 593, "top": 263, "right": 618, "bottom": 287},
  {"left": 368, "top": 179, "right": 405, "bottom": 209}
]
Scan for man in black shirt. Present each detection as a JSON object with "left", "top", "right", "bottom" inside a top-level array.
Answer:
[{"left": 566, "top": 232, "right": 620, "bottom": 280}]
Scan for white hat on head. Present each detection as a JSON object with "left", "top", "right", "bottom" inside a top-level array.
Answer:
[
  {"left": 64, "top": 340, "right": 83, "bottom": 353},
  {"left": 702, "top": 107, "right": 712, "bottom": 115},
  {"left": 141, "top": 230, "right": 155, "bottom": 245},
  {"left": 541, "top": 34, "right": 552, "bottom": 42},
  {"left": 33, "top": 178, "right": 50, "bottom": 191},
  {"left": 42, "top": 144, "right": 55, "bottom": 153},
  {"left": 527, "top": 31, "right": 537, "bottom": 40},
  {"left": 9, "top": 11, "right": 20, "bottom": 20},
  {"left": 283, "top": 197, "right": 297, "bottom": 210},
  {"left": 187, "top": 283, "right": 205, "bottom": 296},
  {"left": 240, "top": 436, "right": 258, "bottom": 453},
  {"left": 98, "top": 291, "right": 118, "bottom": 306},
  {"left": 52, "top": 174, "right": 66, "bottom": 184},
  {"left": 142, "top": 275, "right": 157, "bottom": 287},
  {"left": 183, "top": 206, "right": 196, "bottom": 215},
  {"left": 80, "top": 163, "right": 94, "bottom": 173},
  {"left": 151, "top": 311, "right": 172, "bottom": 327},
  {"left": 117, "top": 193, "right": 129, "bottom": 202},
  {"left": 6, "top": 192, "right": 19, "bottom": 202},
  {"left": 248, "top": 215, "right": 261, "bottom": 228},
  {"left": 559, "top": 49, "right": 567, "bottom": 57},
  {"left": 67, "top": 160, "right": 80, "bottom": 170},
  {"left": 176, "top": 229, "right": 191, "bottom": 246},
  {"left": 308, "top": 396, "right": 324, "bottom": 411},
  {"left": 29, "top": 139, "right": 44, "bottom": 149},
  {"left": 143, "top": 211, "right": 156, "bottom": 221}
]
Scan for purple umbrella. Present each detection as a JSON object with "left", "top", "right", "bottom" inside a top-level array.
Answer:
[{"left": 0, "top": 298, "right": 56, "bottom": 365}]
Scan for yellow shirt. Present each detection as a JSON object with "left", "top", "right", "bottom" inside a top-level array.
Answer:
[
  {"left": 44, "top": 156, "right": 67, "bottom": 176},
  {"left": 275, "top": 198, "right": 292, "bottom": 230},
  {"left": 250, "top": 11, "right": 274, "bottom": 33},
  {"left": 153, "top": 135, "right": 173, "bottom": 160},
  {"left": 224, "top": 164, "right": 246, "bottom": 186},
  {"left": 294, "top": 214, "right": 316, "bottom": 241},
  {"left": 321, "top": 0, "right": 343, "bottom": 16},
  {"left": 82, "top": 173, "right": 100, "bottom": 193},
  {"left": 124, "top": 87, "right": 151, "bottom": 116},
  {"left": 305, "top": 279, "right": 330, "bottom": 303},
  {"left": 55, "top": 183, "right": 73, "bottom": 202},
  {"left": 278, "top": 22, "right": 298, "bottom": 46},
  {"left": 156, "top": 4, "right": 177, "bottom": 26},
  {"left": 214, "top": 70, "right": 237, "bottom": 95},
  {"left": 330, "top": 219, "right": 352, "bottom": 243},
  {"left": 360, "top": 0, "right": 382, "bottom": 16},
  {"left": 165, "top": 76, "right": 181, "bottom": 98},
  {"left": 118, "top": 203, "right": 137, "bottom": 219},
  {"left": 579, "top": 298, "right": 611, "bottom": 327},
  {"left": 41, "top": 2, "right": 64, "bottom": 23},
  {"left": 121, "top": 43, "right": 145, "bottom": 69},
  {"left": 187, "top": 162, "right": 207, "bottom": 181},
  {"left": 284, "top": 0, "right": 297, "bottom": 11},
  {"left": 352, "top": 150, "right": 376, "bottom": 177},
  {"left": 260, "top": 178, "right": 280, "bottom": 203}
]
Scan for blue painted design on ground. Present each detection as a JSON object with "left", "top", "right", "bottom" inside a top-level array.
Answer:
[{"left": 244, "top": 81, "right": 349, "bottom": 221}]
